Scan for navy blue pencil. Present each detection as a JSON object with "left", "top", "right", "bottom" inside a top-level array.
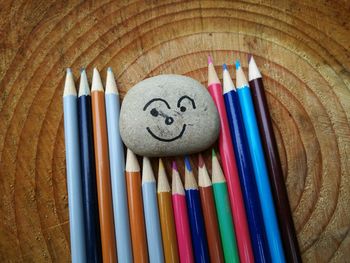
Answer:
[
  {"left": 184, "top": 156, "right": 209, "bottom": 263},
  {"left": 77, "top": 69, "right": 102, "bottom": 263},
  {"left": 223, "top": 65, "right": 271, "bottom": 263}
]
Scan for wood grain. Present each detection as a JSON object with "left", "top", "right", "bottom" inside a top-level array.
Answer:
[{"left": 0, "top": 0, "right": 349, "bottom": 262}]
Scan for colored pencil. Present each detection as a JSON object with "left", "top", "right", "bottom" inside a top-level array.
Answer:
[
  {"left": 125, "top": 149, "right": 149, "bottom": 263},
  {"left": 211, "top": 149, "right": 239, "bottom": 263},
  {"left": 78, "top": 69, "right": 102, "bottom": 263},
  {"left": 142, "top": 157, "right": 165, "bottom": 263},
  {"left": 105, "top": 68, "right": 133, "bottom": 263},
  {"left": 63, "top": 69, "right": 87, "bottom": 263},
  {"left": 248, "top": 56, "right": 301, "bottom": 263},
  {"left": 91, "top": 68, "right": 117, "bottom": 262},
  {"left": 172, "top": 161, "right": 194, "bottom": 263},
  {"left": 157, "top": 159, "right": 180, "bottom": 263},
  {"left": 207, "top": 56, "right": 254, "bottom": 262},
  {"left": 197, "top": 154, "right": 224, "bottom": 263},
  {"left": 236, "top": 60, "right": 286, "bottom": 263},
  {"left": 184, "top": 156, "right": 209, "bottom": 263},
  {"left": 223, "top": 65, "right": 271, "bottom": 263}
]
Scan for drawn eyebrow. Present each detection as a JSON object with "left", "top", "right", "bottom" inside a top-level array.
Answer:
[
  {"left": 177, "top": 95, "right": 196, "bottom": 109},
  {"left": 143, "top": 98, "right": 171, "bottom": 111}
]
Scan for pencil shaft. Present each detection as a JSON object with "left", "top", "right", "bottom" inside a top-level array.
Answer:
[
  {"left": 78, "top": 95, "right": 102, "bottom": 263},
  {"left": 224, "top": 90, "right": 271, "bottom": 263},
  {"left": 172, "top": 194, "right": 194, "bottom": 263},
  {"left": 249, "top": 77, "right": 301, "bottom": 263},
  {"left": 126, "top": 171, "right": 149, "bottom": 263},
  {"left": 105, "top": 93, "right": 133, "bottom": 263},
  {"left": 185, "top": 189, "right": 209, "bottom": 263},
  {"left": 142, "top": 182, "right": 165, "bottom": 263},
  {"left": 212, "top": 182, "right": 239, "bottom": 263},
  {"left": 199, "top": 186, "right": 224, "bottom": 263},
  {"left": 158, "top": 191, "right": 179, "bottom": 263},
  {"left": 91, "top": 91, "right": 117, "bottom": 263},
  {"left": 237, "top": 86, "right": 285, "bottom": 263},
  {"left": 63, "top": 95, "right": 87, "bottom": 263},
  {"left": 208, "top": 82, "right": 254, "bottom": 262}
]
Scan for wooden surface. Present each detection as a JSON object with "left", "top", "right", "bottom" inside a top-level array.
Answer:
[{"left": 0, "top": 0, "right": 349, "bottom": 262}]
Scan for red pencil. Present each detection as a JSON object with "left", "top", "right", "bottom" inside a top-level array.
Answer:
[
  {"left": 172, "top": 161, "right": 194, "bottom": 263},
  {"left": 207, "top": 56, "right": 254, "bottom": 262}
]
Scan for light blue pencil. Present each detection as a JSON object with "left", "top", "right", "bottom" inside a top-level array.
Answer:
[
  {"left": 235, "top": 60, "right": 286, "bottom": 263},
  {"left": 63, "top": 68, "right": 87, "bottom": 263},
  {"left": 105, "top": 68, "right": 133, "bottom": 263},
  {"left": 142, "top": 157, "right": 165, "bottom": 263}
]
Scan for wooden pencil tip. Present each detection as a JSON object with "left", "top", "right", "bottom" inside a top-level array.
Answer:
[
  {"left": 248, "top": 55, "right": 262, "bottom": 81},
  {"left": 198, "top": 154, "right": 205, "bottom": 168},
  {"left": 212, "top": 148, "right": 216, "bottom": 157},
  {"left": 78, "top": 69, "right": 90, "bottom": 97},
  {"left": 158, "top": 158, "right": 170, "bottom": 192},
  {"left": 142, "top": 156, "right": 155, "bottom": 183},
  {"left": 223, "top": 65, "right": 236, "bottom": 94},
  {"left": 172, "top": 167, "right": 185, "bottom": 195},
  {"left": 212, "top": 151, "right": 226, "bottom": 183},
  {"left": 106, "top": 67, "right": 118, "bottom": 94},
  {"left": 184, "top": 156, "right": 192, "bottom": 172},
  {"left": 208, "top": 55, "right": 213, "bottom": 64},
  {"left": 223, "top": 64, "right": 228, "bottom": 71},
  {"left": 63, "top": 68, "right": 77, "bottom": 97},
  {"left": 248, "top": 54, "right": 252, "bottom": 62},
  {"left": 126, "top": 148, "right": 140, "bottom": 172},
  {"left": 91, "top": 68, "right": 104, "bottom": 92},
  {"left": 198, "top": 160, "right": 212, "bottom": 187},
  {"left": 235, "top": 60, "right": 241, "bottom": 70},
  {"left": 172, "top": 161, "right": 178, "bottom": 171}
]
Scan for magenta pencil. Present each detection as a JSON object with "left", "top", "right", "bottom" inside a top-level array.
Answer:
[
  {"left": 172, "top": 161, "right": 194, "bottom": 263},
  {"left": 207, "top": 56, "right": 254, "bottom": 263}
]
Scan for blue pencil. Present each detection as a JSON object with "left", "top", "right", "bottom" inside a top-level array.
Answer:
[
  {"left": 105, "top": 68, "right": 133, "bottom": 262},
  {"left": 77, "top": 69, "right": 102, "bottom": 263},
  {"left": 223, "top": 65, "right": 271, "bottom": 263},
  {"left": 235, "top": 60, "right": 286, "bottom": 263},
  {"left": 63, "top": 68, "right": 87, "bottom": 263},
  {"left": 142, "top": 157, "right": 165, "bottom": 263},
  {"left": 184, "top": 156, "right": 209, "bottom": 263}
]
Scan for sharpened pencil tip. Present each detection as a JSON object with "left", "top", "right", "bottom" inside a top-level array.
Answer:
[
  {"left": 248, "top": 54, "right": 252, "bottom": 62},
  {"left": 172, "top": 161, "right": 178, "bottom": 171},
  {"left": 198, "top": 154, "right": 205, "bottom": 168},
  {"left": 184, "top": 156, "right": 192, "bottom": 172},
  {"left": 223, "top": 64, "right": 228, "bottom": 70},
  {"left": 66, "top": 68, "right": 72, "bottom": 73},
  {"left": 235, "top": 60, "right": 241, "bottom": 69},
  {"left": 208, "top": 55, "right": 213, "bottom": 64},
  {"left": 212, "top": 148, "right": 216, "bottom": 157}
]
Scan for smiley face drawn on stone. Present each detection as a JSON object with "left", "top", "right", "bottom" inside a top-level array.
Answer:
[
  {"left": 143, "top": 96, "right": 196, "bottom": 142},
  {"left": 120, "top": 74, "right": 220, "bottom": 157}
]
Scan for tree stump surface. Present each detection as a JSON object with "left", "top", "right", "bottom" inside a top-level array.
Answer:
[{"left": 0, "top": 1, "right": 349, "bottom": 262}]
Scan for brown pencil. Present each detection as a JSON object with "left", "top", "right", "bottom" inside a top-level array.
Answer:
[
  {"left": 198, "top": 154, "right": 224, "bottom": 263},
  {"left": 248, "top": 55, "right": 301, "bottom": 263},
  {"left": 125, "top": 149, "right": 149, "bottom": 263},
  {"left": 157, "top": 158, "right": 179, "bottom": 263},
  {"left": 91, "top": 68, "right": 117, "bottom": 262}
]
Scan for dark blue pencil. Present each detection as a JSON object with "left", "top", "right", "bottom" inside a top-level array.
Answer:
[
  {"left": 184, "top": 156, "right": 209, "bottom": 263},
  {"left": 77, "top": 69, "right": 102, "bottom": 263},
  {"left": 223, "top": 65, "right": 271, "bottom": 263}
]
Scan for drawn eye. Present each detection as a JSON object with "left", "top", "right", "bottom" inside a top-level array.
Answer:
[
  {"left": 180, "top": 106, "right": 186, "bottom": 112},
  {"left": 150, "top": 108, "right": 159, "bottom": 117}
]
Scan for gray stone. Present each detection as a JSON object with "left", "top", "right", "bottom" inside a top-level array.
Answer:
[{"left": 119, "top": 74, "right": 220, "bottom": 157}]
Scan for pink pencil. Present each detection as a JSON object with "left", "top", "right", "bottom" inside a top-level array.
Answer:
[
  {"left": 172, "top": 161, "right": 194, "bottom": 263},
  {"left": 207, "top": 56, "right": 254, "bottom": 262}
]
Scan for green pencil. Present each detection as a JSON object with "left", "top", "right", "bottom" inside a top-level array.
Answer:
[{"left": 212, "top": 149, "right": 240, "bottom": 263}]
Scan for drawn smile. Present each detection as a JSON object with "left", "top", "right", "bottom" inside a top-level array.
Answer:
[{"left": 146, "top": 124, "right": 187, "bottom": 142}]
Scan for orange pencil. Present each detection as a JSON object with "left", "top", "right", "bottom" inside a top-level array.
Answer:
[
  {"left": 157, "top": 158, "right": 179, "bottom": 263},
  {"left": 91, "top": 68, "right": 117, "bottom": 262},
  {"left": 125, "top": 149, "right": 149, "bottom": 263},
  {"left": 198, "top": 154, "right": 224, "bottom": 263}
]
